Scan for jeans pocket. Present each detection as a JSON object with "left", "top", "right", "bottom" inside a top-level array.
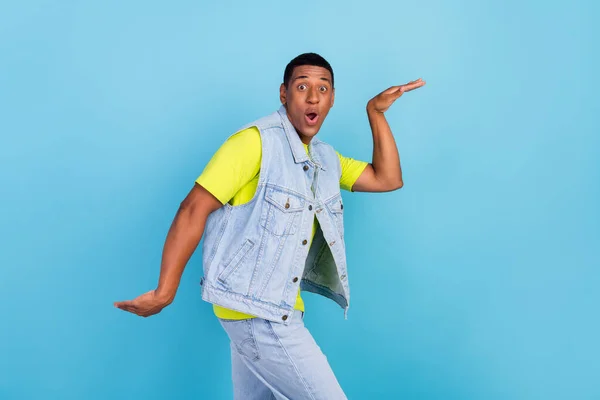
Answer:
[{"left": 220, "top": 319, "right": 260, "bottom": 362}]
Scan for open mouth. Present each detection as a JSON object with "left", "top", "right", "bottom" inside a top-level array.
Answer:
[{"left": 305, "top": 112, "right": 319, "bottom": 126}]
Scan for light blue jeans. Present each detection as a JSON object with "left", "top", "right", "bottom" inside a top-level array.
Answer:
[{"left": 219, "top": 311, "right": 347, "bottom": 400}]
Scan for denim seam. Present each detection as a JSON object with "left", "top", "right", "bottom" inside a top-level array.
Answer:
[
  {"left": 233, "top": 319, "right": 260, "bottom": 362},
  {"left": 256, "top": 233, "right": 287, "bottom": 299},
  {"left": 249, "top": 318, "right": 260, "bottom": 361},
  {"left": 217, "top": 239, "right": 255, "bottom": 286},
  {"left": 248, "top": 227, "right": 267, "bottom": 296},
  {"left": 204, "top": 282, "right": 292, "bottom": 313},
  {"left": 262, "top": 199, "right": 301, "bottom": 237},
  {"left": 265, "top": 321, "right": 316, "bottom": 400},
  {"left": 205, "top": 207, "right": 230, "bottom": 278},
  {"left": 264, "top": 183, "right": 311, "bottom": 202}
]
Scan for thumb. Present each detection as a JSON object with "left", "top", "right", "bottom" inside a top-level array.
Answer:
[{"left": 381, "top": 88, "right": 397, "bottom": 97}]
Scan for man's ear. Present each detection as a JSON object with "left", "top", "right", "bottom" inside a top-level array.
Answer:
[
  {"left": 280, "top": 83, "right": 287, "bottom": 105},
  {"left": 331, "top": 88, "right": 335, "bottom": 108}
]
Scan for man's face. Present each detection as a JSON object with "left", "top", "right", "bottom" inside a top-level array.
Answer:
[{"left": 280, "top": 65, "right": 335, "bottom": 143}]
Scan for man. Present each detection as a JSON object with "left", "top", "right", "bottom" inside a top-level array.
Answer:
[{"left": 115, "top": 53, "right": 425, "bottom": 399}]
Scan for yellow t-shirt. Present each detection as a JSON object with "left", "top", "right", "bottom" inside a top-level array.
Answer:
[{"left": 196, "top": 127, "right": 368, "bottom": 320}]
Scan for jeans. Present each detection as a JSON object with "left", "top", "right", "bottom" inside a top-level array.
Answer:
[{"left": 219, "top": 311, "right": 347, "bottom": 400}]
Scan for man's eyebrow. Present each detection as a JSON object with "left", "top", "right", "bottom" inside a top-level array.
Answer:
[{"left": 292, "top": 75, "right": 332, "bottom": 84}]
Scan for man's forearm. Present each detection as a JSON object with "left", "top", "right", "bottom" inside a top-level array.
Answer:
[
  {"left": 367, "top": 101, "right": 403, "bottom": 189},
  {"left": 155, "top": 202, "right": 208, "bottom": 304}
]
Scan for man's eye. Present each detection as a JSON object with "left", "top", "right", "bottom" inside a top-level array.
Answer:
[
  {"left": 298, "top": 84, "right": 307, "bottom": 91},
  {"left": 319, "top": 86, "right": 328, "bottom": 93}
]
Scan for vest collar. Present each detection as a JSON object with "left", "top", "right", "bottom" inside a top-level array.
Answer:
[{"left": 277, "top": 105, "right": 327, "bottom": 171}]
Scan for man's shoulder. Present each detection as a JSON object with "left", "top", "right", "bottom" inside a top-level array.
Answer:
[
  {"left": 311, "top": 138, "right": 342, "bottom": 174},
  {"left": 237, "top": 109, "right": 283, "bottom": 133},
  {"left": 312, "top": 137, "right": 337, "bottom": 155},
  {"left": 217, "top": 126, "right": 262, "bottom": 162},
  {"left": 227, "top": 126, "right": 260, "bottom": 142}
]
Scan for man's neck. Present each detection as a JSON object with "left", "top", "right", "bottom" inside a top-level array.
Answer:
[
  {"left": 299, "top": 133, "right": 312, "bottom": 145},
  {"left": 283, "top": 111, "right": 313, "bottom": 145}
]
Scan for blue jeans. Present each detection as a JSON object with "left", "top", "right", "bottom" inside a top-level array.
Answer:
[{"left": 219, "top": 311, "right": 347, "bottom": 400}]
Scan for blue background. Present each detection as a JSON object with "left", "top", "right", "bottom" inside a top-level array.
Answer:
[{"left": 1, "top": 0, "right": 598, "bottom": 399}]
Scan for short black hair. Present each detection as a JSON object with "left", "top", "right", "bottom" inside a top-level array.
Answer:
[{"left": 283, "top": 53, "right": 334, "bottom": 88}]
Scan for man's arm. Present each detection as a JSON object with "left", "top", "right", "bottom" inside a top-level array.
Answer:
[
  {"left": 352, "top": 78, "right": 425, "bottom": 193},
  {"left": 114, "top": 184, "right": 222, "bottom": 317}
]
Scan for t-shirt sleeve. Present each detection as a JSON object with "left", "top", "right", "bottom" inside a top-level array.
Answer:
[
  {"left": 195, "top": 127, "right": 262, "bottom": 204},
  {"left": 337, "top": 151, "right": 369, "bottom": 192}
]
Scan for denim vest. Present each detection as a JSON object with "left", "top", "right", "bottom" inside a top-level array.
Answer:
[{"left": 200, "top": 106, "right": 349, "bottom": 325}]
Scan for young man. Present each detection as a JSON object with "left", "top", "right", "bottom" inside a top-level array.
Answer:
[{"left": 115, "top": 53, "right": 425, "bottom": 399}]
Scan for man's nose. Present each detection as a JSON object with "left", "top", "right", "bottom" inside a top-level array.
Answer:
[{"left": 306, "top": 87, "right": 319, "bottom": 104}]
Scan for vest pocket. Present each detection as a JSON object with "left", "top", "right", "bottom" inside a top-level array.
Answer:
[
  {"left": 260, "top": 186, "right": 305, "bottom": 236},
  {"left": 217, "top": 239, "right": 255, "bottom": 286}
]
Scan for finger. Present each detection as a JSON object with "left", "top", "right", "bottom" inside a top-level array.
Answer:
[
  {"left": 386, "top": 78, "right": 424, "bottom": 93},
  {"left": 114, "top": 300, "right": 133, "bottom": 308},
  {"left": 403, "top": 78, "right": 424, "bottom": 87},
  {"left": 392, "top": 89, "right": 404, "bottom": 99},
  {"left": 383, "top": 86, "right": 402, "bottom": 95},
  {"left": 386, "top": 80, "right": 423, "bottom": 96},
  {"left": 402, "top": 81, "right": 426, "bottom": 92},
  {"left": 405, "top": 80, "right": 425, "bottom": 88},
  {"left": 117, "top": 305, "right": 138, "bottom": 314},
  {"left": 115, "top": 301, "right": 139, "bottom": 312}
]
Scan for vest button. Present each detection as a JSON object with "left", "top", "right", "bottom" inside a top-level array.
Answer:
[
  {"left": 303, "top": 165, "right": 309, "bottom": 171},
  {"left": 302, "top": 240, "right": 308, "bottom": 245},
  {"left": 285, "top": 203, "right": 290, "bottom": 209},
  {"left": 282, "top": 315, "right": 288, "bottom": 321},
  {"left": 293, "top": 277, "right": 298, "bottom": 283},
  {"left": 308, "top": 205, "right": 313, "bottom": 211}
]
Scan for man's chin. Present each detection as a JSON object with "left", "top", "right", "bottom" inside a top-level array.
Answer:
[
  {"left": 298, "top": 127, "right": 320, "bottom": 139},
  {"left": 291, "top": 122, "right": 318, "bottom": 137}
]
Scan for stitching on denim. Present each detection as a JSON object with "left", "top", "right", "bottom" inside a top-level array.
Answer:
[
  {"left": 217, "top": 239, "right": 255, "bottom": 285},
  {"left": 204, "top": 282, "right": 292, "bottom": 313},
  {"left": 204, "top": 206, "right": 231, "bottom": 278},
  {"left": 256, "top": 233, "right": 287, "bottom": 299},
  {"left": 249, "top": 318, "right": 260, "bottom": 361},
  {"left": 265, "top": 320, "right": 316, "bottom": 400}
]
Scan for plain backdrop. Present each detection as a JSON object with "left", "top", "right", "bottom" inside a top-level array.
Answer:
[{"left": 1, "top": 0, "right": 598, "bottom": 399}]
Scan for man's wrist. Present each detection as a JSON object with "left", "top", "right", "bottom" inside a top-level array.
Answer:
[
  {"left": 366, "top": 100, "right": 383, "bottom": 115},
  {"left": 155, "top": 286, "right": 176, "bottom": 305}
]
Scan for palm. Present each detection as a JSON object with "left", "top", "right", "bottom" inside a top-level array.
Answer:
[
  {"left": 114, "top": 290, "right": 167, "bottom": 317},
  {"left": 369, "top": 78, "right": 425, "bottom": 113}
]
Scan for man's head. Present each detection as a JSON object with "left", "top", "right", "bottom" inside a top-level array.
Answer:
[{"left": 280, "top": 53, "right": 335, "bottom": 143}]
